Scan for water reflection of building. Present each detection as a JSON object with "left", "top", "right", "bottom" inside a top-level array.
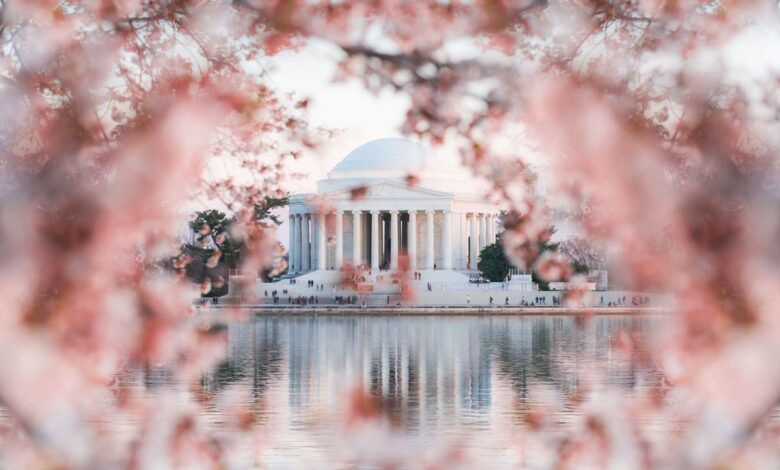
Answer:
[
  {"left": 219, "top": 317, "right": 497, "bottom": 428},
  {"left": 214, "top": 316, "right": 657, "bottom": 425},
  {"left": 122, "top": 316, "right": 660, "bottom": 467},
  {"left": 135, "top": 315, "right": 655, "bottom": 418},
  {"left": 488, "top": 316, "right": 656, "bottom": 400}
]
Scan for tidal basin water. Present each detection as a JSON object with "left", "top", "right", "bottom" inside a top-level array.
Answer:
[{"left": 128, "top": 315, "right": 662, "bottom": 468}]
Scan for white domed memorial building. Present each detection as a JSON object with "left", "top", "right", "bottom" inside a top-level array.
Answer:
[{"left": 286, "top": 138, "right": 501, "bottom": 284}]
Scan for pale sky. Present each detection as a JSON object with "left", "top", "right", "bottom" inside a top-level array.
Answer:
[{"left": 267, "top": 39, "right": 411, "bottom": 195}]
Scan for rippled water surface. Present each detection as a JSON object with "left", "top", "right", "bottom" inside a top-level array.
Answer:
[{"left": 126, "top": 315, "right": 662, "bottom": 468}]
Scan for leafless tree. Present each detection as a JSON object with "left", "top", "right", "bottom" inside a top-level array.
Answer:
[{"left": 559, "top": 237, "right": 606, "bottom": 272}]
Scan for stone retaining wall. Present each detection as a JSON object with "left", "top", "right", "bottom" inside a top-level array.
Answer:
[{"left": 197, "top": 305, "right": 670, "bottom": 317}]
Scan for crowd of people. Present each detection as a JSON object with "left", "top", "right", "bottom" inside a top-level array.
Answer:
[
  {"left": 289, "top": 295, "right": 319, "bottom": 306},
  {"left": 262, "top": 287, "right": 360, "bottom": 306},
  {"left": 510, "top": 295, "right": 563, "bottom": 307},
  {"left": 247, "top": 290, "right": 657, "bottom": 307},
  {"left": 599, "top": 295, "right": 651, "bottom": 307},
  {"left": 254, "top": 276, "right": 655, "bottom": 309},
  {"left": 331, "top": 295, "right": 359, "bottom": 305},
  {"left": 244, "top": 290, "right": 657, "bottom": 308}
]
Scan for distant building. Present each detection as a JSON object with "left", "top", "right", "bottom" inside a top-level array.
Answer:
[{"left": 287, "top": 138, "right": 501, "bottom": 276}]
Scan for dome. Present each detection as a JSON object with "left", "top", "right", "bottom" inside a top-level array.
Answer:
[
  {"left": 328, "top": 138, "right": 435, "bottom": 177},
  {"left": 318, "top": 137, "right": 481, "bottom": 196}
]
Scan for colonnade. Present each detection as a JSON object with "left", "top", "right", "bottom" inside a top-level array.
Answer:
[{"left": 288, "top": 210, "right": 497, "bottom": 274}]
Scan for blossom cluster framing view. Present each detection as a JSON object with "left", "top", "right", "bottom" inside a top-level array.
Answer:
[{"left": 1, "top": 0, "right": 780, "bottom": 468}]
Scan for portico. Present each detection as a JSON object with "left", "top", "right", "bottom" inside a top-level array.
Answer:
[{"left": 287, "top": 138, "right": 500, "bottom": 276}]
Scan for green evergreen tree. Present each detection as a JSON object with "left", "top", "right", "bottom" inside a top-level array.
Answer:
[
  {"left": 187, "top": 209, "right": 242, "bottom": 269},
  {"left": 254, "top": 195, "right": 289, "bottom": 225},
  {"left": 477, "top": 243, "right": 512, "bottom": 282},
  {"left": 477, "top": 220, "right": 561, "bottom": 290},
  {"left": 189, "top": 209, "right": 231, "bottom": 236},
  {"left": 180, "top": 210, "right": 239, "bottom": 296}
]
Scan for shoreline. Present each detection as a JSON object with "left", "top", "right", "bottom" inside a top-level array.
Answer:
[{"left": 200, "top": 305, "right": 670, "bottom": 316}]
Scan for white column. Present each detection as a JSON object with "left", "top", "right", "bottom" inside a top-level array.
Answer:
[
  {"left": 352, "top": 210, "right": 362, "bottom": 267},
  {"left": 443, "top": 210, "right": 452, "bottom": 270},
  {"left": 317, "top": 212, "right": 326, "bottom": 270},
  {"left": 479, "top": 213, "right": 486, "bottom": 249},
  {"left": 335, "top": 210, "right": 343, "bottom": 269},
  {"left": 486, "top": 214, "right": 494, "bottom": 244},
  {"left": 408, "top": 211, "right": 417, "bottom": 272},
  {"left": 288, "top": 214, "right": 295, "bottom": 273},
  {"left": 390, "top": 210, "right": 399, "bottom": 270},
  {"left": 370, "top": 210, "right": 379, "bottom": 271},
  {"left": 301, "top": 214, "right": 310, "bottom": 272},
  {"left": 311, "top": 214, "right": 317, "bottom": 270},
  {"left": 425, "top": 210, "right": 435, "bottom": 270},
  {"left": 461, "top": 212, "right": 468, "bottom": 270},
  {"left": 294, "top": 214, "right": 302, "bottom": 273},
  {"left": 469, "top": 213, "right": 478, "bottom": 271}
]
